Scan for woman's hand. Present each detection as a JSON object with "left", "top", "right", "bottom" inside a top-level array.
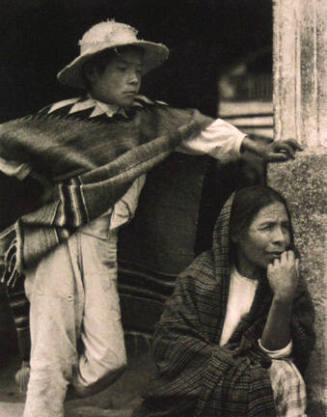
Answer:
[
  {"left": 267, "top": 250, "right": 299, "bottom": 303},
  {"left": 261, "top": 251, "right": 298, "bottom": 350}
]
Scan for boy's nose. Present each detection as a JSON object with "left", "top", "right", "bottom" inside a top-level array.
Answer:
[{"left": 128, "top": 70, "right": 139, "bottom": 84}]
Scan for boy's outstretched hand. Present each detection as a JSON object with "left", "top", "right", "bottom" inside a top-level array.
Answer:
[
  {"left": 262, "top": 139, "right": 303, "bottom": 162},
  {"left": 241, "top": 137, "right": 303, "bottom": 162}
]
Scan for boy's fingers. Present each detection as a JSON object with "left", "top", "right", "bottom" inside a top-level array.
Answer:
[
  {"left": 268, "top": 139, "right": 303, "bottom": 162},
  {"left": 266, "top": 152, "right": 289, "bottom": 162},
  {"left": 273, "top": 142, "right": 296, "bottom": 158},
  {"left": 284, "top": 138, "right": 303, "bottom": 151}
]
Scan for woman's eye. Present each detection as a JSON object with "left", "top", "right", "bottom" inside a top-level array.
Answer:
[{"left": 262, "top": 224, "right": 273, "bottom": 231}]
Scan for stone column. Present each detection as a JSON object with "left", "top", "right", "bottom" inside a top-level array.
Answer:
[{"left": 270, "top": 1, "right": 327, "bottom": 415}]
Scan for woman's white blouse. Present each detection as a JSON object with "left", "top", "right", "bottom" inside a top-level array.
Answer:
[{"left": 220, "top": 266, "right": 292, "bottom": 358}]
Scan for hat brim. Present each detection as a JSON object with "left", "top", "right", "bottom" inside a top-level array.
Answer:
[{"left": 57, "top": 40, "right": 169, "bottom": 89}]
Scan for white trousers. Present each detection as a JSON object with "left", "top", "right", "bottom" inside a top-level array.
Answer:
[{"left": 23, "top": 217, "right": 127, "bottom": 417}]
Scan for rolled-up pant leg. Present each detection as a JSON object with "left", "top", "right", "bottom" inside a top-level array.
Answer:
[
  {"left": 73, "top": 227, "right": 127, "bottom": 396},
  {"left": 23, "top": 221, "right": 126, "bottom": 417}
]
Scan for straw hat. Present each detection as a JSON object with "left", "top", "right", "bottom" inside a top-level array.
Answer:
[{"left": 57, "top": 20, "right": 169, "bottom": 89}]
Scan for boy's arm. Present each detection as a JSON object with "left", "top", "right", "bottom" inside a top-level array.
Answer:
[
  {"left": 0, "top": 156, "right": 32, "bottom": 180},
  {"left": 177, "top": 118, "right": 302, "bottom": 163},
  {"left": 0, "top": 156, "right": 53, "bottom": 204}
]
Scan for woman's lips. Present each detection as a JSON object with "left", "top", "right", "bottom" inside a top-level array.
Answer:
[{"left": 266, "top": 251, "right": 283, "bottom": 259}]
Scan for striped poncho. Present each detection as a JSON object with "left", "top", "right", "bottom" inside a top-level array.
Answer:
[
  {"left": 0, "top": 96, "right": 213, "bottom": 364},
  {"left": 133, "top": 194, "right": 315, "bottom": 417},
  {"left": 0, "top": 97, "right": 212, "bottom": 286}
]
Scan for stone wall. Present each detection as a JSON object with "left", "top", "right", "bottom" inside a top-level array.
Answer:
[{"left": 268, "top": 155, "right": 326, "bottom": 416}]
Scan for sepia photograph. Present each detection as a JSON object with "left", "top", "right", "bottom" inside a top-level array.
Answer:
[{"left": 0, "top": 1, "right": 325, "bottom": 416}]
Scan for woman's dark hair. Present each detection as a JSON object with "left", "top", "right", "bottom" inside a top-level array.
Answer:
[
  {"left": 230, "top": 185, "right": 294, "bottom": 247},
  {"left": 82, "top": 45, "right": 145, "bottom": 89}
]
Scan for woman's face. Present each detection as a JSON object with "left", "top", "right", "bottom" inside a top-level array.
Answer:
[{"left": 234, "top": 201, "right": 291, "bottom": 278}]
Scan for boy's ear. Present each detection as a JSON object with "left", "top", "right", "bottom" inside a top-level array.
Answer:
[{"left": 84, "top": 63, "right": 98, "bottom": 84}]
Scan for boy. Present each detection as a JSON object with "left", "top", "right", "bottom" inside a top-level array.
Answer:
[{"left": 0, "top": 20, "right": 300, "bottom": 417}]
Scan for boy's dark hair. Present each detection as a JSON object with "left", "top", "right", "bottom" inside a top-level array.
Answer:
[{"left": 82, "top": 45, "right": 145, "bottom": 89}]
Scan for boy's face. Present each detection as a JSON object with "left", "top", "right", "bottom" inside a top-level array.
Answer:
[{"left": 88, "top": 49, "right": 143, "bottom": 107}]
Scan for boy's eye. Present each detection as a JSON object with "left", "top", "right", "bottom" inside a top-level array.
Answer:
[{"left": 115, "top": 63, "right": 127, "bottom": 71}]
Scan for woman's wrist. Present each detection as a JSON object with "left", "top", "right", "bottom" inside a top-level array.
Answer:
[{"left": 272, "top": 294, "right": 295, "bottom": 306}]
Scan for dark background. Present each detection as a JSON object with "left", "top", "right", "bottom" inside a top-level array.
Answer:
[
  {"left": 0, "top": 0, "right": 272, "bottom": 121},
  {"left": 0, "top": 0, "right": 272, "bottom": 357},
  {"left": 0, "top": 0, "right": 273, "bottom": 237}
]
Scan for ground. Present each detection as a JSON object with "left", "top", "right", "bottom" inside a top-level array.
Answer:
[{"left": 0, "top": 351, "right": 154, "bottom": 417}]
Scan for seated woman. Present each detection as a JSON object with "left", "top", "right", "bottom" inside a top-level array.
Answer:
[{"left": 133, "top": 185, "right": 315, "bottom": 417}]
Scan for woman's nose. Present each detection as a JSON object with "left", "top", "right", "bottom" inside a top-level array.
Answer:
[{"left": 272, "top": 226, "right": 287, "bottom": 243}]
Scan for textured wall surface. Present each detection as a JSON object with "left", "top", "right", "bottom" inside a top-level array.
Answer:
[
  {"left": 268, "top": 154, "right": 327, "bottom": 416},
  {"left": 272, "top": 1, "right": 327, "bottom": 415}
]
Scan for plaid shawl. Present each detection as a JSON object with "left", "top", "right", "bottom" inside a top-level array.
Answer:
[
  {"left": 133, "top": 194, "right": 315, "bottom": 417},
  {"left": 0, "top": 98, "right": 212, "bottom": 286}
]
